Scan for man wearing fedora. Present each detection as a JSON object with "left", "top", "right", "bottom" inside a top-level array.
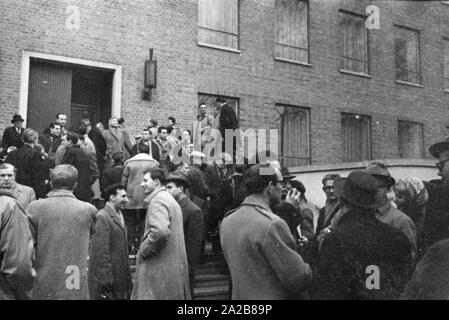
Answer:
[
  {"left": 1, "top": 115, "right": 25, "bottom": 152},
  {"left": 365, "top": 161, "right": 417, "bottom": 260},
  {"left": 421, "top": 137, "right": 449, "bottom": 253},
  {"left": 312, "top": 170, "right": 412, "bottom": 300},
  {"left": 166, "top": 172, "right": 204, "bottom": 295}
]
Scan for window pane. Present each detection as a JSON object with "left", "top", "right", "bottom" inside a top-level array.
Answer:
[
  {"left": 398, "top": 121, "right": 423, "bottom": 158},
  {"left": 340, "top": 12, "right": 367, "bottom": 73},
  {"left": 198, "top": 0, "right": 238, "bottom": 50},
  {"left": 341, "top": 113, "right": 370, "bottom": 162},
  {"left": 276, "top": 105, "right": 310, "bottom": 167},
  {"left": 395, "top": 27, "right": 419, "bottom": 83},
  {"left": 275, "top": 0, "right": 308, "bottom": 62}
]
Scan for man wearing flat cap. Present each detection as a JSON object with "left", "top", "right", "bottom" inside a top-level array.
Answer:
[
  {"left": 1, "top": 115, "right": 25, "bottom": 152},
  {"left": 166, "top": 172, "right": 204, "bottom": 295},
  {"left": 421, "top": 137, "right": 449, "bottom": 253},
  {"left": 365, "top": 161, "right": 417, "bottom": 260},
  {"left": 312, "top": 170, "right": 412, "bottom": 300}
]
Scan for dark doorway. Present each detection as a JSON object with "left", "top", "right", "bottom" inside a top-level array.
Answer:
[{"left": 27, "top": 58, "right": 113, "bottom": 134}]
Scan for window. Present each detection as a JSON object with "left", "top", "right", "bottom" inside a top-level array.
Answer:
[
  {"left": 339, "top": 11, "right": 369, "bottom": 74},
  {"left": 198, "top": 93, "right": 239, "bottom": 118},
  {"left": 395, "top": 26, "right": 420, "bottom": 84},
  {"left": 198, "top": 0, "right": 239, "bottom": 51},
  {"left": 398, "top": 120, "right": 423, "bottom": 159},
  {"left": 341, "top": 113, "right": 371, "bottom": 162},
  {"left": 275, "top": 105, "right": 310, "bottom": 167},
  {"left": 274, "top": 0, "right": 308, "bottom": 63},
  {"left": 444, "top": 38, "right": 449, "bottom": 90}
]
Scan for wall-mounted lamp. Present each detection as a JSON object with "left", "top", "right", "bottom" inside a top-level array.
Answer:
[{"left": 143, "top": 48, "right": 157, "bottom": 101}]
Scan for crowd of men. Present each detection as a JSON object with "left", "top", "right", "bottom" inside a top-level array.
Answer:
[{"left": 1, "top": 100, "right": 449, "bottom": 300}]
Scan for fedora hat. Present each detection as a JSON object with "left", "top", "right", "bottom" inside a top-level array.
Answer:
[
  {"left": 166, "top": 172, "right": 190, "bottom": 188},
  {"left": 429, "top": 137, "right": 449, "bottom": 158},
  {"left": 11, "top": 114, "right": 24, "bottom": 123},
  {"left": 280, "top": 167, "right": 294, "bottom": 181},
  {"left": 334, "top": 170, "right": 385, "bottom": 209},
  {"left": 365, "top": 161, "right": 395, "bottom": 188}
]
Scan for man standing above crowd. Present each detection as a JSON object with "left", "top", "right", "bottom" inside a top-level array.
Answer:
[
  {"left": 89, "top": 184, "right": 132, "bottom": 300},
  {"left": 193, "top": 103, "right": 214, "bottom": 152},
  {"left": 0, "top": 190, "right": 34, "bottom": 300},
  {"left": 0, "top": 163, "right": 36, "bottom": 208},
  {"left": 2, "top": 114, "right": 25, "bottom": 151},
  {"left": 131, "top": 168, "right": 190, "bottom": 300},
  {"left": 103, "top": 117, "right": 127, "bottom": 169},
  {"left": 220, "top": 163, "right": 312, "bottom": 299},
  {"left": 27, "top": 165, "right": 97, "bottom": 300}
]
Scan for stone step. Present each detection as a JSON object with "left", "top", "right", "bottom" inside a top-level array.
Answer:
[
  {"left": 195, "top": 273, "right": 230, "bottom": 288},
  {"left": 195, "top": 261, "right": 229, "bottom": 275},
  {"left": 194, "top": 284, "right": 230, "bottom": 300}
]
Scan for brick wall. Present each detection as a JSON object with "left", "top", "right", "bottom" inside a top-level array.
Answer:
[{"left": 1, "top": 0, "right": 449, "bottom": 164}]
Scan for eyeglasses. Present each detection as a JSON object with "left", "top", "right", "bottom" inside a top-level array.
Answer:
[{"left": 436, "top": 158, "right": 449, "bottom": 171}]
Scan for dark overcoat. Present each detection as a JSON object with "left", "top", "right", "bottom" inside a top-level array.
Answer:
[
  {"left": 1, "top": 126, "right": 24, "bottom": 150},
  {"left": 88, "top": 204, "right": 132, "bottom": 300}
]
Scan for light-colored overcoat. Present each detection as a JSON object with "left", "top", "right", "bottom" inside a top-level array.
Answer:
[{"left": 131, "top": 187, "right": 190, "bottom": 300}]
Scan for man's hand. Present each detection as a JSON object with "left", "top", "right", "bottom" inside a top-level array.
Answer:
[{"left": 285, "top": 188, "right": 301, "bottom": 209}]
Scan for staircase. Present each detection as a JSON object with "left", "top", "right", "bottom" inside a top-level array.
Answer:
[{"left": 193, "top": 241, "right": 231, "bottom": 300}]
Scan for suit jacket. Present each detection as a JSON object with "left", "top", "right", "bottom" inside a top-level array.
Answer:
[
  {"left": 220, "top": 195, "right": 312, "bottom": 300},
  {"left": 1, "top": 126, "right": 24, "bottom": 150},
  {"left": 27, "top": 190, "right": 97, "bottom": 300},
  {"left": 4, "top": 144, "right": 47, "bottom": 198},
  {"left": 0, "top": 192, "right": 34, "bottom": 300},
  {"left": 103, "top": 129, "right": 126, "bottom": 160},
  {"left": 61, "top": 145, "right": 93, "bottom": 202},
  {"left": 88, "top": 204, "right": 132, "bottom": 300},
  {"left": 313, "top": 210, "right": 412, "bottom": 300},
  {"left": 38, "top": 133, "right": 62, "bottom": 157}
]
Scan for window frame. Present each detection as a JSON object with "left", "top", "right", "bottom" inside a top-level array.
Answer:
[
  {"left": 338, "top": 9, "right": 370, "bottom": 76},
  {"left": 341, "top": 112, "right": 372, "bottom": 162},
  {"left": 275, "top": 103, "right": 311, "bottom": 166},
  {"left": 397, "top": 120, "right": 424, "bottom": 159},
  {"left": 197, "top": 0, "right": 241, "bottom": 53},
  {"left": 394, "top": 25, "right": 421, "bottom": 85},
  {"left": 273, "top": 0, "right": 310, "bottom": 65}
]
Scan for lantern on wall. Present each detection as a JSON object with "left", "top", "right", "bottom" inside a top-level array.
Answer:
[{"left": 143, "top": 48, "right": 157, "bottom": 100}]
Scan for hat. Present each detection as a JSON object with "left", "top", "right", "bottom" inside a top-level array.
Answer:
[
  {"left": 365, "top": 161, "right": 395, "bottom": 188},
  {"left": 166, "top": 172, "right": 190, "bottom": 188},
  {"left": 281, "top": 167, "right": 294, "bottom": 181},
  {"left": 334, "top": 170, "right": 385, "bottom": 209},
  {"left": 429, "top": 137, "right": 449, "bottom": 158},
  {"left": 11, "top": 114, "right": 24, "bottom": 123}
]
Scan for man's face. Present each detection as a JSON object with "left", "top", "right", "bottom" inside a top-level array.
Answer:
[
  {"left": 160, "top": 129, "right": 167, "bottom": 140},
  {"left": 168, "top": 119, "right": 174, "bottom": 127},
  {"left": 142, "top": 130, "right": 150, "bottom": 141},
  {"left": 110, "top": 189, "right": 128, "bottom": 209},
  {"left": 323, "top": 180, "right": 338, "bottom": 201},
  {"left": 283, "top": 179, "right": 292, "bottom": 191},
  {"left": 268, "top": 168, "right": 283, "bottom": 206},
  {"left": 177, "top": 163, "right": 190, "bottom": 176},
  {"left": 141, "top": 172, "right": 158, "bottom": 195},
  {"left": 213, "top": 105, "right": 221, "bottom": 117},
  {"left": 0, "top": 167, "right": 16, "bottom": 189},
  {"left": 61, "top": 135, "right": 70, "bottom": 147},
  {"left": 110, "top": 119, "right": 119, "bottom": 128},
  {"left": 13, "top": 120, "right": 23, "bottom": 129},
  {"left": 96, "top": 123, "right": 104, "bottom": 132},
  {"left": 86, "top": 124, "right": 92, "bottom": 134},
  {"left": 200, "top": 105, "right": 207, "bottom": 115},
  {"left": 50, "top": 125, "right": 61, "bottom": 137},
  {"left": 437, "top": 150, "right": 449, "bottom": 183},
  {"left": 166, "top": 182, "right": 182, "bottom": 200},
  {"left": 182, "top": 131, "right": 190, "bottom": 143},
  {"left": 57, "top": 115, "right": 67, "bottom": 127}
]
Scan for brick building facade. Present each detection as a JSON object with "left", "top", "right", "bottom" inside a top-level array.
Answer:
[{"left": 1, "top": 0, "right": 449, "bottom": 166}]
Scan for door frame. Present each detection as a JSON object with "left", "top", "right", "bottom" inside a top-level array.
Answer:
[{"left": 19, "top": 50, "right": 122, "bottom": 128}]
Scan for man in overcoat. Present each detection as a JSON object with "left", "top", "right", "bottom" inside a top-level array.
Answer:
[
  {"left": 0, "top": 190, "right": 34, "bottom": 300},
  {"left": 131, "top": 168, "right": 190, "bottom": 300},
  {"left": 220, "top": 163, "right": 313, "bottom": 300},
  {"left": 1, "top": 114, "right": 25, "bottom": 151},
  {"left": 26, "top": 165, "right": 97, "bottom": 300},
  {"left": 89, "top": 184, "right": 132, "bottom": 300},
  {"left": 0, "top": 163, "right": 36, "bottom": 208}
]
